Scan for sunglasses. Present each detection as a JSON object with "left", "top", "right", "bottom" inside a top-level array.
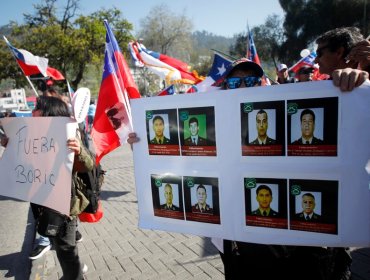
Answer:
[
  {"left": 225, "top": 76, "right": 262, "bottom": 89},
  {"left": 316, "top": 45, "right": 330, "bottom": 58}
]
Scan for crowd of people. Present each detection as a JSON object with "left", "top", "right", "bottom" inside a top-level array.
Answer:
[{"left": 0, "top": 26, "right": 369, "bottom": 280}]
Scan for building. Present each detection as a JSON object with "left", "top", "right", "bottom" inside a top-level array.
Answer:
[{"left": 0, "top": 88, "right": 30, "bottom": 113}]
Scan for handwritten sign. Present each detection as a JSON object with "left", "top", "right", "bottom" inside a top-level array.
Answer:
[{"left": 0, "top": 117, "right": 77, "bottom": 215}]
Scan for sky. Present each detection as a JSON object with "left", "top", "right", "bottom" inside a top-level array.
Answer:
[{"left": 0, "top": 0, "right": 285, "bottom": 37}]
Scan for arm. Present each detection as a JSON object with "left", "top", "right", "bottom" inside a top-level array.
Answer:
[{"left": 68, "top": 137, "right": 94, "bottom": 172}]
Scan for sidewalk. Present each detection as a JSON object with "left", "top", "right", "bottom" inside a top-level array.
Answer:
[{"left": 29, "top": 144, "right": 224, "bottom": 280}]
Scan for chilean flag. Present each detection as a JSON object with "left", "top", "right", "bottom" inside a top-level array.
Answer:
[
  {"left": 246, "top": 28, "right": 261, "bottom": 66},
  {"left": 91, "top": 20, "right": 140, "bottom": 164},
  {"left": 4, "top": 36, "right": 65, "bottom": 80},
  {"left": 289, "top": 51, "right": 329, "bottom": 81},
  {"left": 128, "top": 41, "right": 204, "bottom": 85},
  {"left": 157, "top": 85, "right": 175, "bottom": 96},
  {"left": 4, "top": 36, "right": 48, "bottom": 77}
]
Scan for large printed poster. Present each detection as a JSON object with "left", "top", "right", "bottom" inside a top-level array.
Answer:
[{"left": 131, "top": 81, "right": 370, "bottom": 247}]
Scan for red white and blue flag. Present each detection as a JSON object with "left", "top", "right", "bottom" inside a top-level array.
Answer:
[
  {"left": 128, "top": 41, "right": 204, "bottom": 85},
  {"left": 289, "top": 51, "right": 329, "bottom": 81},
  {"left": 4, "top": 36, "right": 48, "bottom": 76},
  {"left": 196, "top": 53, "right": 232, "bottom": 92},
  {"left": 289, "top": 52, "right": 317, "bottom": 73},
  {"left": 4, "top": 36, "right": 65, "bottom": 80},
  {"left": 91, "top": 20, "right": 141, "bottom": 164},
  {"left": 246, "top": 27, "right": 271, "bottom": 85},
  {"left": 157, "top": 85, "right": 175, "bottom": 96},
  {"left": 246, "top": 28, "right": 261, "bottom": 66}
]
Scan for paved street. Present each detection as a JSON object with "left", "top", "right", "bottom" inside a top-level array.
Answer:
[
  {"left": 29, "top": 144, "right": 224, "bottom": 280},
  {"left": 0, "top": 144, "right": 369, "bottom": 280}
]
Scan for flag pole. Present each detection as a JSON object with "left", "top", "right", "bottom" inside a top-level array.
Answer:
[
  {"left": 210, "top": 49, "right": 237, "bottom": 61},
  {"left": 3, "top": 36, "right": 39, "bottom": 97},
  {"left": 25, "top": 76, "right": 39, "bottom": 97}
]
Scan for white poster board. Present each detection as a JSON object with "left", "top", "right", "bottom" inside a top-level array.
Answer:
[
  {"left": 131, "top": 80, "right": 370, "bottom": 247},
  {"left": 0, "top": 117, "right": 77, "bottom": 215}
]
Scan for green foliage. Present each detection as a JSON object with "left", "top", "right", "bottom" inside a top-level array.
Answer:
[
  {"left": 2, "top": 0, "right": 134, "bottom": 91},
  {"left": 278, "top": 0, "right": 370, "bottom": 64}
]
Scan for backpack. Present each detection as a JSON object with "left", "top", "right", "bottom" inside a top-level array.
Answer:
[{"left": 77, "top": 152, "right": 106, "bottom": 214}]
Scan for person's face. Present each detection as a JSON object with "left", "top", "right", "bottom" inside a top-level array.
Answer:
[
  {"left": 32, "top": 109, "right": 42, "bottom": 117},
  {"left": 302, "top": 195, "right": 315, "bottom": 214},
  {"left": 256, "top": 189, "right": 272, "bottom": 209},
  {"left": 153, "top": 118, "right": 164, "bottom": 137},
  {"left": 164, "top": 186, "right": 173, "bottom": 205},
  {"left": 256, "top": 112, "right": 268, "bottom": 138},
  {"left": 314, "top": 43, "right": 341, "bottom": 75},
  {"left": 301, "top": 113, "right": 315, "bottom": 139},
  {"left": 189, "top": 121, "right": 199, "bottom": 136},
  {"left": 277, "top": 69, "right": 288, "bottom": 79},
  {"left": 197, "top": 188, "right": 207, "bottom": 205},
  {"left": 298, "top": 73, "right": 313, "bottom": 82},
  {"left": 227, "top": 69, "right": 260, "bottom": 88}
]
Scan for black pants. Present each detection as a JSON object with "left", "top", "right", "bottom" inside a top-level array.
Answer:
[
  {"left": 220, "top": 240, "right": 351, "bottom": 280},
  {"left": 50, "top": 217, "right": 83, "bottom": 280}
]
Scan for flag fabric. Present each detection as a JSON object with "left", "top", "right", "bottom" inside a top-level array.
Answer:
[
  {"left": 157, "top": 85, "right": 175, "bottom": 96},
  {"left": 196, "top": 53, "right": 232, "bottom": 92},
  {"left": 128, "top": 41, "right": 204, "bottom": 85},
  {"left": 46, "top": 67, "right": 65, "bottom": 80},
  {"left": 4, "top": 36, "right": 65, "bottom": 81},
  {"left": 91, "top": 20, "right": 140, "bottom": 164},
  {"left": 289, "top": 52, "right": 317, "bottom": 73},
  {"left": 246, "top": 27, "right": 270, "bottom": 85},
  {"left": 289, "top": 51, "right": 329, "bottom": 81},
  {"left": 4, "top": 36, "right": 48, "bottom": 77},
  {"left": 246, "top": 28, "right": 261, "bottom": 66}
]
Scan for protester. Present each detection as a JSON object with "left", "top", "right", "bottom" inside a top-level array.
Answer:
[
  {"left": 276, "top": 63, "right": 296, "bottom": 84},
  {"left": 296, "top": 65, "right": 315, "bottom": 82},
  {"left": 32, "top": 96, "right": 92, "bottom": 278},
  {"left": 87, "top": 99, "right": 96, "bottom": 135},
  {"left": 315, "top": 26, "right": 369, "bottom": 91}
]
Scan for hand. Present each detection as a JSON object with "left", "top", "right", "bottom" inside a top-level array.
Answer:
[
  {"left": 332, "top": 68, "right": 369, "bottom": 92},
  {"left": 127, "top": 132, "right": 140, "bottom": 144},
  {"left": 347, "top": 39, "right": 370, "bottom": 70},
  {"left": 67, "top": 137, "right": 81, "bottom": 155},
  {"left": 0, "top": 136, "right": 8, "bottom": 147}
]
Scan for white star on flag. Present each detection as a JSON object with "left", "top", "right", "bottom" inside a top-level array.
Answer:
[{"left": 217, "top": 63, "right": 226, "bottom": 76}]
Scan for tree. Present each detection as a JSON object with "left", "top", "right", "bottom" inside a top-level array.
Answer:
[
  {"left": 278, "top": 0, "right": 370, "bottom": 64},
  {"left": 229, "top": 15, "right": 284, "bottom": 68},
  {"left": 3, "top": 0, "right": 134, "bottom": 91},
  {"left": 137, "top": 4, "right": 193, "bottom": 61}
]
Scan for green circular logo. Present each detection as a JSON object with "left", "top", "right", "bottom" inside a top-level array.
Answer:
[
  {"left": 146, "top": 111, "right": 153, "bottom": 120},
  {"left": 291, "top": 185, "right": 301, "bottom": 195},
  {"left": 154, "top": 178, "right": 162, "bottom": 187},
  {"left": 243, "top": 103, "right": 254, "bottom": 113},
  {"left": 244, "top": 178, "right": 257, "bottom": 189},
  {"left": 180, "top": 111, "right": 189, "bottom": 121}
]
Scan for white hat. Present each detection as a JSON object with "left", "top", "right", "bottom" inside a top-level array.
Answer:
[{"left": 277, "top": 63, "right": 288, "bottom": 72}]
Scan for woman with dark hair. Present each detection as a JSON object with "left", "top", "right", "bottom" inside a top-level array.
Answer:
[{"left": 29, "top": 96, "right": 93, "bottom": 279}]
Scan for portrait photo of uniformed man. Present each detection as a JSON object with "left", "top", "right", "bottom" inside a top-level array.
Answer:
[
  {"left": 251, "top": 185, "right": 278, "bottom": 217},
  {"left": 295, "top": 192, "right": 322, "bottom": 222},
  {"left": 292, "top": 108, "right": 324, "bottom": 145},
  {"left": 160, "top": 183, "right": 180, "bottom": 211},
  {"left": 249, "top": 109, "right": 276, "bottom": 145},
  {"left": 149, "top": 115, "right": 171, "bottom": 144},
  {"left": 184, "top": 117, "right": 207, "bottom": 146},
  {"left": 191, "top": 184, "right": 213, "bottom": 214}
]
